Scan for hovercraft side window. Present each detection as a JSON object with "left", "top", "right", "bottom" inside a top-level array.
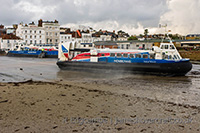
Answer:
[
  {"left": 143, "top": 54, "right": 149, "bottom": 59},
  {"left": 123, "top": 53, "right": 128, "bottom": 58},
  {"left": 129, "top": 54, "right": 134, "bottom": 58},
  {"left": 169, "top": 55, "right": 172, "bottom": 60},
  {"left": 150, "top": 54, "right": 155, "bottom": 59},
  {"left": 110, "top": 53, "right": 115, "bottom": 57},
  {"left": 136, "top": 54, "right": 141, "bottom": 58},
  {"left": 164, "top": 55, "right": 168, "bottom": 59},
  {"left": 117, "top": 53, "right": 122, "bottom": 58}
]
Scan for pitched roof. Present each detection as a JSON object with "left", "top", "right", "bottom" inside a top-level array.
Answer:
[
  {"left": 2, "top": 34, "right": 21, "bottom": 40},
  {"left": 71, "top": 31, "right": 82, "bottom": 38}
]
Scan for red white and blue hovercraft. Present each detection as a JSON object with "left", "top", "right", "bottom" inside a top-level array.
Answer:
[{"left": 57, "top": 36, "right": 192, "bottom": 76}]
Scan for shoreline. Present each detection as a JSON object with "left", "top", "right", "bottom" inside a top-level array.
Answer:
[{"left": 1, "top": 80, "right": 200, "bottom": 132}]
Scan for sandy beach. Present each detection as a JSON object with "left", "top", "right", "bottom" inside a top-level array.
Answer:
[{"left": 0, "top": 79, "right": 200, "bottom": 133}]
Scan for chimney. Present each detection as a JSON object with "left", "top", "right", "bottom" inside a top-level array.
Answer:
[
  {"left": 0, "top": 24, "right": 4, "bottom": 29},
  {"left": 29, "top": 21, "right": 35, "bottom": 25},
  {"left": 54, "top": 20, "right": 58, "bottom": 23},
  {"left": 38, "top": 19, "right": 43, "bottom": 27},
  {"left": 13, "top": 24, "right": 18, "bottom": 29},
  {"left": 66, "top": 28, "right": 71, "bottom": 33}
]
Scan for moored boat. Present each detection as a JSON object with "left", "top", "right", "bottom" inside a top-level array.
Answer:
[
  {"left": 7, "top": 44, "right": 58, "bottom": 58},
  {"left": 57, "top": 36, "right": 192, "bottom": 76}
]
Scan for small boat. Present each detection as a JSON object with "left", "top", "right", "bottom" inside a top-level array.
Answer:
[
  {"left": 7, "top": 44, "right": 58, "bottom": 58},
  {"left": 57, "top": 36, "right": 192, "bottom": 76}
]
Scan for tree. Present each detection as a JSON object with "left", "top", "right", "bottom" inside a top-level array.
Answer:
[
  {"left": 128, "top": 36, "right": 138, "bottom": 40},
  {"left": 169, "top": 34, "right": 181, "bottom": 40},
  {"left": 139, "top": 34, "right": 144, "bottom": 37},
  {"left": 144, "top": 29, "right": 149, "bottom": 40}
]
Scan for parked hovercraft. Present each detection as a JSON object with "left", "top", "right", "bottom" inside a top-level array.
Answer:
[
  {"left": 57, "top": 35, "right": 192, "bottom": 76},
  {"left": 7, "top": 44, "right": 58, "bottom": 58}
]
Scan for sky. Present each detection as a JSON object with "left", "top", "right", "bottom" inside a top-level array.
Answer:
[{"left": 0, "top": 0, "right": 200, "bottom": 35}]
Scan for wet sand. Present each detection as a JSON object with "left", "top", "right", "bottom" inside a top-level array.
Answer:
[
  {"left": 1, "top": 57, "right": 200, "bottom": 132},
  {"left": 0, "top": 80, "right": 200, "bottom": 133}
]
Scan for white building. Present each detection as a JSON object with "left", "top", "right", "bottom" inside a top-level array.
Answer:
[
  {"left": 42, "top": 20, "right": 60, "bottom": 45},
  {"left": 117, "top": 41, "right": 153, "bottom": 50},
  {"left": 117, "top": 36, "right": 128, "bottom": 41},
  {"left": 81, "top": 32, "right": 93, "bottom": 43},
  {"left": 60, "top": 33, "right": 72, "bottom": 43},
  {"left": 100, "top": 35, "right": 112, "bottom": 41},
  {"left": 0, "top": 34, "right": 21, "bottom": 51},
  {"left": 16, "top": 19, "right": 60, "bottom": 46},
  {"left": 16, "top": 23, "right": 45, "bottom": 45},
  {"left": 92, "top": 34, "right": 112, "bottom": 42}
]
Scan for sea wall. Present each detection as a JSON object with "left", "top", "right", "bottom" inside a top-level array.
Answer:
[{"left": 0, "top": 51, "right": 6, "bottom": 56}]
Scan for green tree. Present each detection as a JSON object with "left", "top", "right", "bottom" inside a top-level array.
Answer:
[
  {"left": 169, "top": 34, "right": 181, "bottom": 40},
  {"left": 139, "top": 34, "right": 144, "bottom": 37},
  {"left": 128, "top": 36, "right": 138, "bottom": 40},
  {"left": 144, "top": 29, "right": 149, "bottom": 40}
]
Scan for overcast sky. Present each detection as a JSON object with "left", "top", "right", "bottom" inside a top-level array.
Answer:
[{"left": 0, "top": 0, "right": 199, "bottom": 35}]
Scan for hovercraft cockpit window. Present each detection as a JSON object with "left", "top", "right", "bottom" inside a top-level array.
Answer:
[
  {"left": 174, "top": 55, "right": 177, "bottom": 59},
  {"left": 170, "top": 45, "right": 175, "bottom": 49}
]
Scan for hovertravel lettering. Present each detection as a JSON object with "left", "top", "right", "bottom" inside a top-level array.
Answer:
[
  {"left": 114, "top": 60, "right": 131, "bottom": 63},
  {"left": 144, "top": 61, "right": 156, "bottom": 63},
  {"left": 28, "top": 51, "right": 37, "bottom": 53}
]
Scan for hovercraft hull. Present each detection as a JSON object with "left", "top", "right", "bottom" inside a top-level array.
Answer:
[
  {"left": 57, "top": 60, "right": 192, "bottom": 76},
  {"left": 7, "top": 51, "right": 58, "bottom": 58}
]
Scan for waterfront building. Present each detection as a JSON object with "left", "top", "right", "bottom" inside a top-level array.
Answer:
[
  {"left": 60, "top": 28, "right": 94, "bottom": 50},
  {"left": 42, "top": 19, "right": 60, "bottom": 45},
  {"left": 186, "top": 34, "right": 200, "bottom": 40},
  {"left": 16, "top": 22, "right": 45, "bottom": 45},
  {"left": 0, "top": 34, "right": 21, "bottom": 51},
  {"left": 0, "top": 25, "right": 6, "bottom": 36},
  {"left": 94, "top": 40, "right": 155, "bottom": 50},
  {"left": 117, "top": 30, "right": 129, "bottom": 41},
  {"left": 117, "top": 36, "right": 128, "bottom": 41},
  {"left": 180, "top": 40, "right": 200, "bottom": 48},
  {"left": 80, "top": 32, "right": 93, "bottom": 49},
  {"left": 92, "top": 33, "right": 112, "bottom": 42},
  {"left": 16, "top": 19, "right": 60, "bottom": 46},
  {"left": 0, "top": 25, "right": 21, "bottom": 50},
  {"left": 81, "top": 32, "right": 93, "bottom": 43},
  {"left": 60, "top": 33, "right": 72, "bottom": 43},
  {"left": 6, "top": 25, "right": 18, "bottom": 35}
]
